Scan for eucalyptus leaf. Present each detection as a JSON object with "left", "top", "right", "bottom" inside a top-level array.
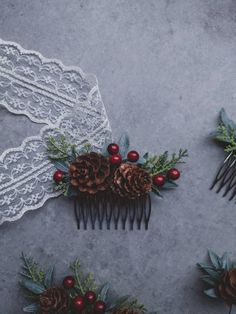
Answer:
[
  {"left": 118, "top": 133, "right": 130, "bottom": 157},
  {"left": 23, "top": 303, "right": 38, "bottom": 313},
  {"left": 163, "top": 181, "right": 178, "bottom": 189},
  {"left": 53, "top": 161, "right": 69, "bottom": 173},
  {"left": 151, "top": 187, "right": 163, "bottom": 199},
  {"left": 99, "top": 283, "right": 110, "bottom": 301},
  {"left": 44, "top": 265, "right": 54, "bottom": 288},
  {"left": 204, "top": 288, "right": 218, "bottom": 299},
  {"left": 208, "top": 250, "right": 221, "bottom": 269},
  {"left": 21, "top": 279, "right": 46, "bottom": 294},
  {"left": 106, "top": 295, "right": 130, "bottom": 311},
  {"left": 220, "top": 108, "right": 236, "bottom": 131},
  {"left": 221, "top": 252, "right": 232, "bottom": 270},
  {"left": 201, "top": 276, "right": 216, "bottom": 287}
]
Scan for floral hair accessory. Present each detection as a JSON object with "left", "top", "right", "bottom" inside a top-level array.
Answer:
[
  {"left": 19, "top": 253, "right": 154, "bottom": 314},
  {"left": 48, "top": 133, "right": 187, "bottom": 230},
  {"left": 197, "top": 250, "right": 236, "bottom": 314}
]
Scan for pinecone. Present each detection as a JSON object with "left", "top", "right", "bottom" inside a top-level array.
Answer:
[
  {"left": 112, "top": 163, "right": 152, "bottom": 198},
  {"left": 69, "top": 152, "right": 111, "bottom": 194},
  {"left": 218, "top": 269, "right": 236, "bottom": 304},
  {"left": 39, "top": 287, "right": 68, "bottom": 314}
]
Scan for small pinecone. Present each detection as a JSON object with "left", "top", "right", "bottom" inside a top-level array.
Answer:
[
  {"left": 218, "top": 269, "right": 236, "bottom": 304},
  {"left": 69, "top": 152, "right": 111, "bottom": 194},
  {"left": 112, "top": 163, "right": 152, "bottom": 199},
  {"left": 39, "top": 287, "right": 68, "bottom": 314}
]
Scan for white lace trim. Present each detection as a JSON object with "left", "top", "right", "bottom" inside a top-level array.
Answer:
[{"left": 0, "top": 39, "right": 112, "bottom": 224}]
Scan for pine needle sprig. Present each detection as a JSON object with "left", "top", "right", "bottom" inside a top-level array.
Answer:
[
  {"left": 47, "top": 135, "right": 76, "bottom": 160},
  {"left": 70, "top": 259, "right": 96, "bottom": 296},
  {"left": 215, "top": 124, "right": 236, "bottom": 155},
  {"left": 120, "top": 299, "right": 147, "bottom": 313},
  {"left": 141, "top": 149, "right": 188, "bottom": 175},
  {"left": 20, "top": 253, "right": 45, "bottom": 284}
]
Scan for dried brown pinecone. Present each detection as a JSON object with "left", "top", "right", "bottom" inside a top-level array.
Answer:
[
  {"left": 69, "top": 152, "right": 111, "bottom": 194},
  {"left": 112, "top": 163, "right": 152, "bottom": 199},
  {"left": 39, "top": 287, "right": 68, "bottom": 314},
  {"left": 218, "top": 269, "right": 236, "bottom": 304}
]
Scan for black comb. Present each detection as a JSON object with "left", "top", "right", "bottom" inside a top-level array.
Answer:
[{"left": 73, "top": 192, "right": 152, "bottom": 230}]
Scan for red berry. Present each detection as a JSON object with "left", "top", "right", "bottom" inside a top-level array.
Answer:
[
  {"left": 63, "top": 276, "right": 75, "bottom": 289},
  {"left": 85, "top": 290, "right": 97, "bottom": 303},
  {"left": 109, "top": 154, "right": 122, "bottom": 165},
  {"left": 95, "top": 300, "right": 106, "bottom": 313},
  {"left": 168, "top": 168, "right": 180, "bottom": 180},
  {"left": 73, "top": 296, "right": 85, "bottom": 311},
  {"left": 107, "top": 143, "right": 119, "bottom": 155},
  {"left": 127, "top": 150, "right": 139, "bottom": 162},
  {"left": 153, "top": 175, "right": 165, "bottom": 186},
  {"left": 53, "top": 170, "right": 64, "bottom": 183}
]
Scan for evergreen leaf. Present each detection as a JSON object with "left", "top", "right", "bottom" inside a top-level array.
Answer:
[
  {"left": 23, "top": 303, "right": 38, "bottom": 313},
  {"left": 44, "top": 266, "right": 54, "bottom": 288},
  {"left": 220, "top": 108, "right": 236, "bottom": 131},
  {"left": 99, "top": 283, "right": 110, "bottom": 301},
  {"left": 118, "top": 133, "right": 130, "bottom": 157},
  {"left": 151, "top": 186, "right": 163, "bottom": 198},
  {"left": 204, "top": 288, "right": 218, "bottom": 299},
  {"left": 21, "top": 279, "right": 46, "bottom": 294},
  {"left": 53, "top": 161, "right": 69, "bottom": 173},
  {"left": 208, "top": 250, "right": 221, "bottom": 269},
  {"left": 163, "top": 181, "right": 178, "bottom": 189},
  {"left": 221, "top": 253, "right": 232, "bottom": 270},
  {"left": 201, "top": 276, "right": 217, "bottom": 287},
  {"left": 106, "top": 296, "right": 130, "bottom": 311}
]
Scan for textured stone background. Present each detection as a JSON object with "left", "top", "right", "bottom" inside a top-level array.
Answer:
[{"left": 1, "top": 0, "right": 236, "bottom": 313}]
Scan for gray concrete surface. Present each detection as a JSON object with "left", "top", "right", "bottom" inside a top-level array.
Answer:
[{"left": 0, "top": 0, "right": 236, "bottom": 313}]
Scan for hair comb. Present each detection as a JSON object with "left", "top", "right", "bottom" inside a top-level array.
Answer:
[{"left": 48, "top": 133, "right": 187, "bottom": 230}]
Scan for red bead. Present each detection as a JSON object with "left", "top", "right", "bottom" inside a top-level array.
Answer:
[
  {"left": 153, "top": 175, "right": 165, "bottom": 186},
  {"left": 127, "top": 150, "right": 139, "bottom": 162},
  {"left": 73, "top": 296, "right": 85, "bottom": 311},
  {"left": 168, "top": 168, "right": 180, "bottom": 180},
  {"left": 53, "top": 170, "right": 64, "bottom": 183},
  {"left": 107, "top": 143, "right": 119, "bottom": 155},
  {"left": 109, "top": 154, "right": 122, "bottom": 165},
  {"left": 95, "top": 300, "right": 106, "bottom": 313},
  {"left": 63, "top": 276, "right": 75, "bottom": 289},
  {"left": 85, "top": 290, "right": 97, "bottom": 303}
]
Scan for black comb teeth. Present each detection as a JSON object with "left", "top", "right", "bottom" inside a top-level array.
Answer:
[
  {"left": 210, "top": 152, "right": 236, "bottom": 201},
  {"left": 74, "top": 192, "right": 152, "bottom": 230}
]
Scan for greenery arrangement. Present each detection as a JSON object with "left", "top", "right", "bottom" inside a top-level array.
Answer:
[
  {"left": 47, "top": 133, "right": 187, "bottom": 199},
  {"left": 197, "top": 250, "right": 236, "bottom": 314},
  {"left": 211, "top": 108, "right": 236, "bottom": 155},
  {"left": 19, "top": 253, "right": 152, "bottom": 314}
]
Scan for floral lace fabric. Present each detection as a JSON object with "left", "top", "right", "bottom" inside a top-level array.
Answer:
[{"left": 0, "top": 39, "right": 112, "bottom": 224}]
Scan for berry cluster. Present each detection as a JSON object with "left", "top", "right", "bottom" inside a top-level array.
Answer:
[
  {"left": 152, "top": 168, "right": 180, "bottom": 187},
  {"left": 63, "top": 276, "right": 106, "bottom": 313},
  {"left": 107, "top": 142, "right": 139, "bottom": 164}
]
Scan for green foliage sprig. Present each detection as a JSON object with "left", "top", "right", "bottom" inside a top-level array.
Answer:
[
  {"left": 141, "top": 149, "right": 188, "bottom": 176},
  {"left": 211, "top": 108, "right": 236, "bottom": 156},
  {"left": 19, "top": 254, "right": 151, "bottom": 314},
  {"left": 47, "top": 135, "right": 77, "bottom": 160},
  {"left": 70, "top": 258, "right": 96, "bottom": 296}
]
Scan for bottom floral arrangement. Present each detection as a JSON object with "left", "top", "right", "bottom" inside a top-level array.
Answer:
[{"left": 20, "top": 254, "right": 155, "bottom": 314}]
